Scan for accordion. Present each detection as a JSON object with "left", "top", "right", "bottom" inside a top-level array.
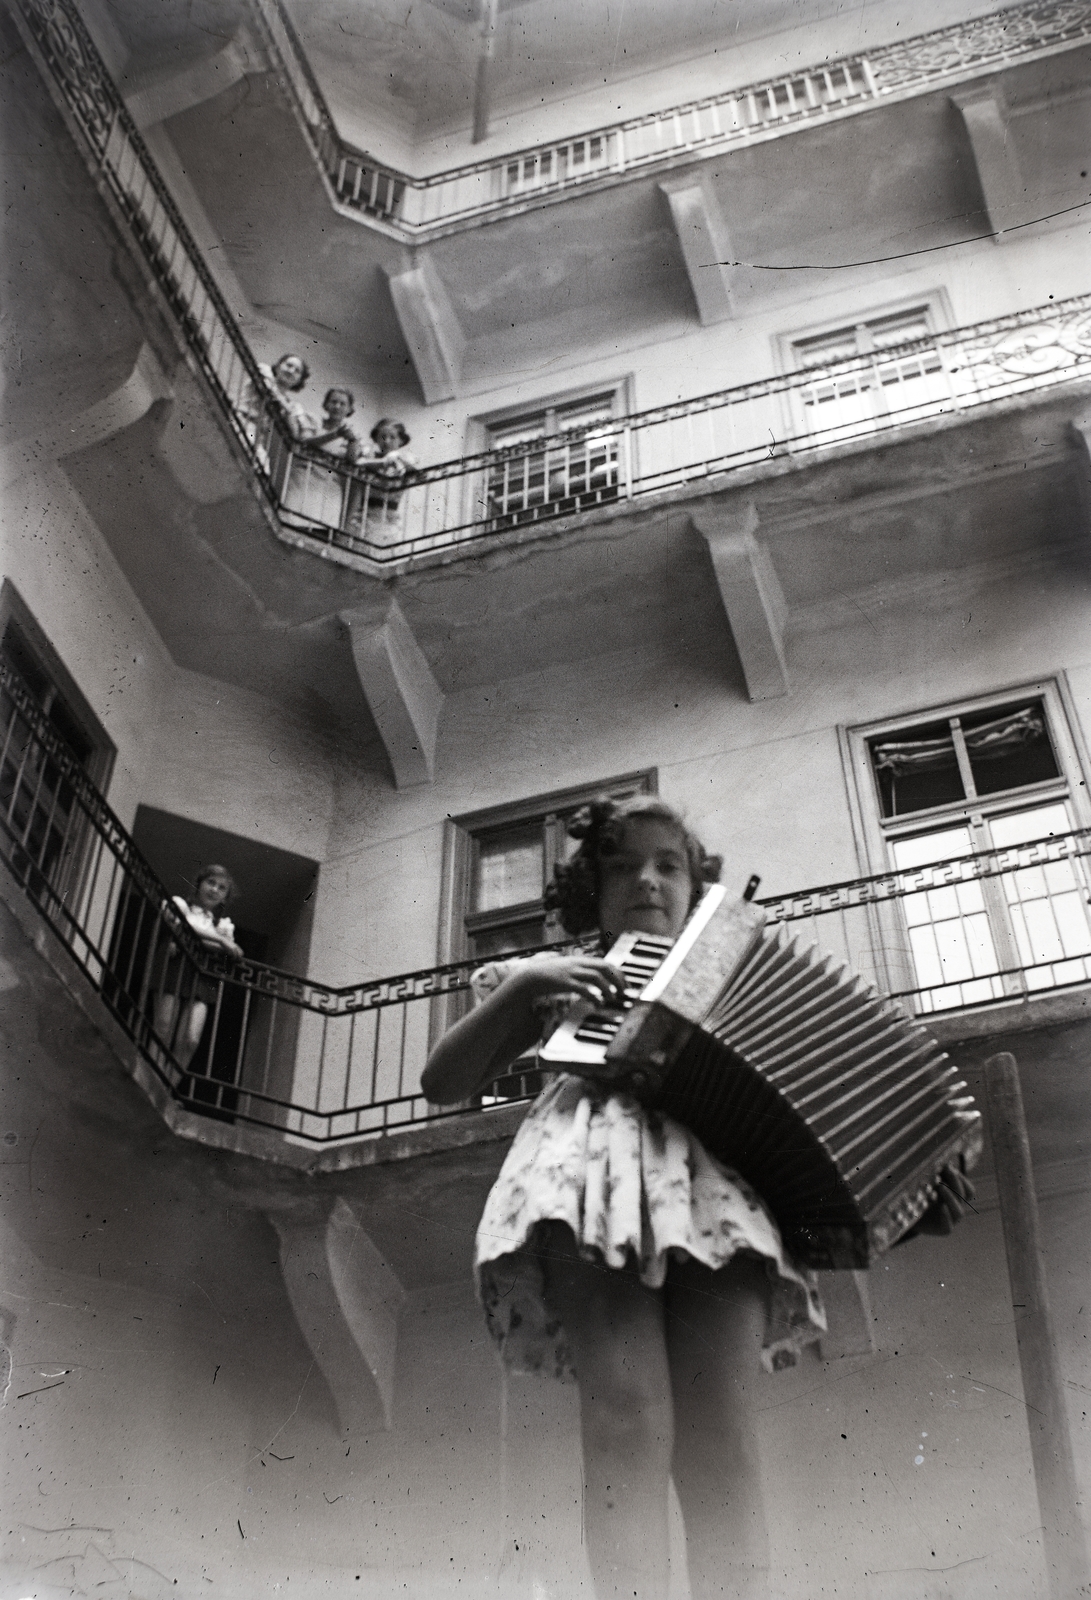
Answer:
[{"left": 540, "top": 884, "right": 982, "bottom": 1268}]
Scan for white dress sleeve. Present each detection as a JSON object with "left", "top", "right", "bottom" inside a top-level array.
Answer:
[
  {"left": 469, "top": 953, "right": 577, "bottom": 1040},
  {"left": 470, "top": 958, "right": 522, "bottom": 1004}
]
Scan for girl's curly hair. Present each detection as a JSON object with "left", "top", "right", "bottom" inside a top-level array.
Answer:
[{"left": 544, "top": 795, "right": 723, "bottom": 936}]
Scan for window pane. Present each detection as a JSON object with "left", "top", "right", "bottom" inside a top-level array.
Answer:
[
  {"left": 867, "top": 307, "right": 932, "bottom": 349},
  {"left": 470, "top": 917, "right": 548, "bottom": 961},
  {"left": 986, "top": 802, "right": 1070, "bottom": 850},
  {"left": 473, "top": 827, "right": 545, "bottom": 912},
  {"left": 892, "top": 826, "right": 1001, "bottom": 1001},
  {"left": 990, "top": 803, "right": 1091, "bottom": 974},
  {"left": 486, "top": 393, "right": 619, "bottom": 520},
  {"left": 1, "top": 623, "right": 94, "bottom": 766},
  {"left": 962, "top": 703, "right": 1059, "bottom": 796},
  {"left": 793, "top": 324, "right": 861, "bottom": 368},
  {"left": 869, "top": 720, "right": 965, "bottom": 818}
]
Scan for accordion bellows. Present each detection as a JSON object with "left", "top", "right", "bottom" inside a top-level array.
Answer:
[{"left": 540, "top": 885, "right": 983, "bottom": 1269}]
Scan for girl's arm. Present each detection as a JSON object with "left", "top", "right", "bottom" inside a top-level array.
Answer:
[{"left": 421, "top": 955, "right": 627, "bottom": 1105}]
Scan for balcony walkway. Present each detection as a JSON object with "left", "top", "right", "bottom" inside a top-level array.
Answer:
[
  {"left": 14, "top": 0, "right": 1091, "bottom": 579},
  {"left": 4, "top": 656, "right": 1091, "bottom": 1165},
  {"left": 255, "top": 0, "right": 1091, "bottom": 241}
]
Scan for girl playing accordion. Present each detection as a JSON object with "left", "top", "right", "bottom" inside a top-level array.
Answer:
[{"left": 423, "top": 795, "right": 971, "bottom": 1600}]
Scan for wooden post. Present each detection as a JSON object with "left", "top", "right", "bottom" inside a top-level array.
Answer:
[{"left": 984, "top": 1052, "right": 1089, "bottom": 1599}]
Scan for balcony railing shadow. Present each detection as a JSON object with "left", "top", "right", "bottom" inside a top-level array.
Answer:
[{"left": 5, "top": 657, "right": 1091, "bottom": 1154}]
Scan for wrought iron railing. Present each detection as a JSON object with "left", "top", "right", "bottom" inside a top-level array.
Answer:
[
  {"left": 273, "top": 296, "right": 1091, "bottom": 563},
  {"left": 252, "top": 0, "right": 1091, "bottom": 241},
  {"left": 0, "top": 656, "right": 590, "bottom": 1139},
  {"left": 4, "top": 655, "right": 1091, "bottom": 1147},
  {"left": 14, "top": 0, "right": 1091, "bottom": 574}
]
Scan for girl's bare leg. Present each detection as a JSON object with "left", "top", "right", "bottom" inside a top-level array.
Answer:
[
  {"left": 154, "top": 995, "right": 207, "bottom": 1070},
  {"left": 665, "top": 1253, "right": 771, "bottom": 1600},
  {"left": 542, "top": 1224, "right": 674, "bottom": 1600}
]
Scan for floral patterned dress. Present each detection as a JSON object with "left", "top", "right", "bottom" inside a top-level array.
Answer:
[{"left": 471, "top": 957, "right": 827, "bottom": 1378}]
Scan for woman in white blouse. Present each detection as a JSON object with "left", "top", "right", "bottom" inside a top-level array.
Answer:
[{"left": 153, "top": 864, "right": 243, "bottom": 1070}]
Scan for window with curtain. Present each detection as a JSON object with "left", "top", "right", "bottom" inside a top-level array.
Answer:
[
  {"left": 858, "top": 694, "right": 1091, "bottom": 1010},
  {"left": 434, "top": 771, "right": 657, "bottom": 1102},
  {"left": 455, "top": 770, "right": 657, "bottom": 966}
]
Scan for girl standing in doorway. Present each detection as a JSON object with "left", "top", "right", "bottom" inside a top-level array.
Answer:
[{"left": 154, "top": 863, "right": 243, "bottom": 1071}]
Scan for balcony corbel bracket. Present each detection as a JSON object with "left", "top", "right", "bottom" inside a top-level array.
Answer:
[
  {"left": 0, "top": 342, "right": 173, "bottom": 490},
  {"left": 951, "top": 84, "right": 1027, "bottom": 240},
  {"left": 124, "top": 24, "right": 266, "bottom": 130},
  {"left": 342, "top": 599, "right": 444, "bottom": 787},
  {"left": 693, "top": 502, "right": 790, "bottom": 701},
  {"left": 270, "top": 1197, "right": 405, "bottom": 1434},
  {"left": 384, "top": 257, "right": 466, "bottom": 404},
  {"left": 659, "top": 173, "right": 738, "bottom": 324},
  {"left": 1071, "top": 408, "right": 1091, "bottom": 527}
]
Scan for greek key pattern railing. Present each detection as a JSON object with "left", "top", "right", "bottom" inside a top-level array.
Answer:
[
  {"left": 252, "top": 0, "right": 1091, "bottom": 240},
  {"left": 4, "top": 655, "right": 1091, "bottom": 1147},
  {"left": 764, "top": 828, "right": 1091, "bottom": 921}
]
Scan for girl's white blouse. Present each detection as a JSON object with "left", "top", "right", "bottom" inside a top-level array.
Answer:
[{"left": 171, "top": 896, "right": 235, "bottom": 943}]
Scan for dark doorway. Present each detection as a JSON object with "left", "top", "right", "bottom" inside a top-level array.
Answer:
[{"left": 128, "top": 808, "right": 319, "bottom": 1122}]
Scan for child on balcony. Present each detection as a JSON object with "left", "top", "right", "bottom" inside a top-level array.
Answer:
[
  {"left": 422, "top": 796, "right": 973, "bottom": 1600},
  {"left": 345, "top": 417, "right": 418, "bottom": 544},
  {"left": 304, "top": 388, "right": 365, "bottom": 530},
  {"left": 240, "top": 353, "right": 318, "bottom": 446},
  {"left": 153, "top": 864, "right": 243, "bottom": 1073}
]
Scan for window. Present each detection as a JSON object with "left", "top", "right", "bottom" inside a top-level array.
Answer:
[
  {"left": 433, "top": 770, "right": 656, "bottom": 1100},
  {"left": 846, "top": 685, "right": 1091, "bottom": 1011},
  {"left": 783, "top": 295, "right": 953, "bottom": 439},
  {"left": 0, "top": 584, "right": 115, "bottom": 911},
  {"left": 480, "top": 385, "right": 628, "bottom": 527},
  {"left": 444, "top": 769, "right": 657, "bottom": 967}
]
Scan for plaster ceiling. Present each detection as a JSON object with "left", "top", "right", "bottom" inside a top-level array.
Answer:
[
  {"left": 106, "top": 0, "right": 1012, "bottom": 154},
  {"left": 280, "top": 0, "right": 1004, "bottom": 148}
]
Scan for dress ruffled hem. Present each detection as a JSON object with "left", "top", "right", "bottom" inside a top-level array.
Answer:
[{"left": 473, "top": 1074, "right": 826, "bottom": 1377}]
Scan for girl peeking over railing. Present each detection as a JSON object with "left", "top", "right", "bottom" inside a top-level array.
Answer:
[{"left": 346, "top": 418, "right": 419, "bottom": 543}]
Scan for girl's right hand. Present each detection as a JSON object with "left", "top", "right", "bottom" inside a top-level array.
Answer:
[{"left": 511, "top": 955, "right": 628, "bottom": 1010}]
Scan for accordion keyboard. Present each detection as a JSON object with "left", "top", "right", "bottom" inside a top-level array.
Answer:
[{"left": 544, "top": 932, "right": 673, "bottom": 1065}]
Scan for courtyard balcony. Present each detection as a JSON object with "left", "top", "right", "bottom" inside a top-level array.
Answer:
[
  {"left": 259, "top": 0, "right": 1091, "bottom": 241},
  {"left": 5, "top": 655, "right": 1091, "bottom": 1170}
]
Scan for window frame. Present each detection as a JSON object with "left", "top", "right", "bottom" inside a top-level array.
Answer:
[
  {"left": 0, "top": 581, "right": 118, "bottom": 926},
  {"left": 464, "top": 375, "right": 636, "bottom": 527},
  {"left": 839, "top": 676, "right": 1091, "bottom": 1001},
  {"left": 0, "top": 580, "right": 116, "bottom": 793},
  {"left": 431, "top": 768, "right": 657, "bottom": 1049},
  {"left": 774, "top": 288, "right": 954, "bottom": 440},
  {"left": 437, "top": 767, "right": 658, "bottom": 964}
]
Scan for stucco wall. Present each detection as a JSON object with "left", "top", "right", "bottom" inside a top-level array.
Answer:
[
  {"left": 309, "top": 220, "right": 1089, "bottom": 469},
  {"left": 1, "top": 461, "right": 335, "bottom": 866},
  {"left": 308, "top": 552, "right": 1091, "bottom": 1004}
]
